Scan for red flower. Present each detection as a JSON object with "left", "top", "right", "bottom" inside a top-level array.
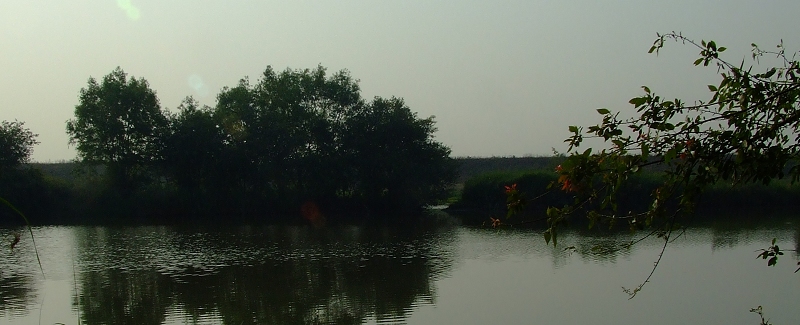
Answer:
[
  {"left": 490, "top": 217, "right": 502, "bottom": 228},
  {"left": 504, "top": 183, "right": 517, "bottom": 193}
]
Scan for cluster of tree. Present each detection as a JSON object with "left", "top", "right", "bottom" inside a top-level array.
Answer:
[{"left": 64, "top": 66, "right": 456, "bottom": 220}]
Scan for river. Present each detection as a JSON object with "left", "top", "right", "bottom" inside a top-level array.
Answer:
[{"left": 1, "top": 217, "right": 799, "bottom": 324}]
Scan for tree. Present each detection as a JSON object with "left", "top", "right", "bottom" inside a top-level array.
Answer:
[
  {"left": 212, "top": 65, "right": 363, "bottom": 207},
  {"left": 341, "top": 97, "right": 457, "bottom": 211},
  {"left": 525, "top": 33, "right": 800, "bottom": 296},
  {"left": 66, "top": 67, "right": 168, "bottom": 190},
  {"left": 204, "top": 65, "right": 456, "bottom": 214},
  {"left": 162, "top": 97, "right": 226, "bottom": 190},
  {"left": 0, "top": 120, "right": 38, "bottom": 170}
]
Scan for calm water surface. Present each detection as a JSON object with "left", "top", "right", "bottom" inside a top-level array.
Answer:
[{"left": 1, "top": 219, "right": 799, "bottom": 324}]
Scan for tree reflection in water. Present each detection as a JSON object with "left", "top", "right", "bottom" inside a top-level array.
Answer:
[
  {"left": 72, "top": 224, "right": 456, "bottom": 325},
  {"left": 0, "top": 228, "right": 37, "bottom": 319}
]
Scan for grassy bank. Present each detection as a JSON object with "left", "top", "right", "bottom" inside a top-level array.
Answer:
[{"left": 450, "top": 168, "right": 800, "bottom": 226}]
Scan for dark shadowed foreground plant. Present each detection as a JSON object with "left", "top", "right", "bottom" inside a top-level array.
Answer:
[
  {"left": 508, "top": 32, "right": 800, "bottom": 298},
  {"left": 1, "top": 197, "right": 43, "bottom": 277}
]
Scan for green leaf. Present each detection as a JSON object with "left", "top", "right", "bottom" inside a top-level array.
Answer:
[
  {"left": 543, "top": 230, "right": 551, "bottom": 245},
  {"left": 664, "top": 148, "right": 677, "bottom": 163},
  {"left": 693, "top": 58, "right": 704, "bottom": 66},
  {"left": 629, "top": 97, "right": 647, "bottom": 107},
  {"left": 568, "top": 125, "right": 579, "bottom": 133},
  {"left": 718, "top": 46, "right": 726, "bottom": 52},
  {"left": 707, "top": 85, "right": 717, "bottom": 92},
  {"left": 597, "top": 108, "right": 610, "bottom": 115}
]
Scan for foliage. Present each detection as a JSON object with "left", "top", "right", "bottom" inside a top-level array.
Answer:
[
  {"left": 58, "top": 65, "right": 455, "bottom": 220},
  {"left": 66, "top": 67, "right": 168, "bottom": 190},
  {"left": 162, "top": 97, "right": 225, "bottom": 190},
  {"left": 0, "top": 120, "right": 38, "bottom": 170},
  {"left": 340, "top": 97, "right": 457, "bottom": 210},
  {"left": 757, "top": 238, "right": 800, "bottom": 273},
  {"left": 455, "top": 170, "right": 562, "bottom": 212},
  {"left": 547, "top": 33, "right": 800, "bottom": 239},
  {"left": 503, "top": 33, "right": 800, "bottom": 296},
  {"left": 454, "top": 156, "right": 563, "bottom": 183},
  {"left": 210, "top": 65, "right": 364, "bottom": 207}
]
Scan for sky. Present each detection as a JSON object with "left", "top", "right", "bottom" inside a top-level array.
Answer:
[{"left": 2, "top": 0, "right": 799, "bottom": 162}]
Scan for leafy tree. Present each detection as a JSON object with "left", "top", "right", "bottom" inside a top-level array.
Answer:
[
  {"left": 341, "top": 97, "right": 457, "bottom": 211},
  {"left": 162, "top": 97, "right": 226, "bottom": 190},
  {"left": 213, "top": 65, "right": 363, "bottom": 207},
  {"left": 523, "top": 33, "right": 800, "bottom": 296},
  {"left": 66, "top": 67, "right": 168, "bottom": 190},
  {"left": 204, "top": 65, "right": 455, "bottom": 214},
  {"left": 0, "top": 120, "right": 38, "bottom": 169}
]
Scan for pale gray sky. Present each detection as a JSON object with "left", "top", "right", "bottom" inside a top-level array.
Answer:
[{"left": 2, "top": 0, "right": 798, "bottom": 162}]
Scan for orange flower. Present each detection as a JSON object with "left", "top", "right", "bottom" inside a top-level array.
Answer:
[{"left": 555, "top": 165, "right": 563, "bottom": 173}]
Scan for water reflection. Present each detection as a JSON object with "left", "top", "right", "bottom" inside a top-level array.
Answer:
[
  {"left": 1, "top": 219, "right": 799, "bottom": 324},
  {"left": 72, "top": 225, "right": 457, "bottom": 325},
  {"left": 0, "top": 274, "right": 35, "bottom": 318},
  {"left": 0, "top": 229, "right": 37, "bottom": 319}
]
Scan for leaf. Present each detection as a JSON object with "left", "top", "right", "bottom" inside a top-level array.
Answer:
[
  {"left": 693, "top": 58, "right": 704, "bottom": 66},
  {"left": 543, "top": 230, "right": 551, "bottom": 245},
  {"left": 664, "top": 148, "right": 677, "bottom": 163},
  {"left": 707, "top": 85, "right": 717, "bottom": 92},
  {"left": 568, "top": 125, "right": 579, "bottom": 133},
  {"left": 629, "top": 97, "right": 647, "bottom": 107},
  {"left": 597, "top": 108, "right": 610, "bottom": 115}
]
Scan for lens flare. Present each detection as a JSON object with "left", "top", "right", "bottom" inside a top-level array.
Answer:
[
  {"left": 188, "top": 74, "right": 210, "bottom": 97},
  {"left": 116, "top": 0, "right": 141, "bottom": 21}
]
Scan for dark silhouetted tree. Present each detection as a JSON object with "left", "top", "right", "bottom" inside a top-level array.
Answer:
[
  {"left": 67, "top": 67, "right": 168, "bottom": 190},
  {"left": 341, "top": 97, "right": 457, "bottom": 211},
  {"left": 0, "top": 120, "right": 38, "bottom": 170}
]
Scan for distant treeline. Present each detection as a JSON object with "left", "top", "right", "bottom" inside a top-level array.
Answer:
[{"left": 453, "top": 156, "right": 563, "bottom": 183}]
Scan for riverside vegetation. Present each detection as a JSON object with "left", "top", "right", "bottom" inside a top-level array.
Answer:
[{"left": 0, "top": 66, "right": 457, "bottom": 225}]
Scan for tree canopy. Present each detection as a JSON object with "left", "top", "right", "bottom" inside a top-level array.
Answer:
[
  {"left": 0, "top": 120, "right": 38, "bottom": 170},
  {"left": 65, "top": 65, "right": 456, "bottom": 218},
  {"left": 66, "top": 67, "right": 168, "bottom": 189}
]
